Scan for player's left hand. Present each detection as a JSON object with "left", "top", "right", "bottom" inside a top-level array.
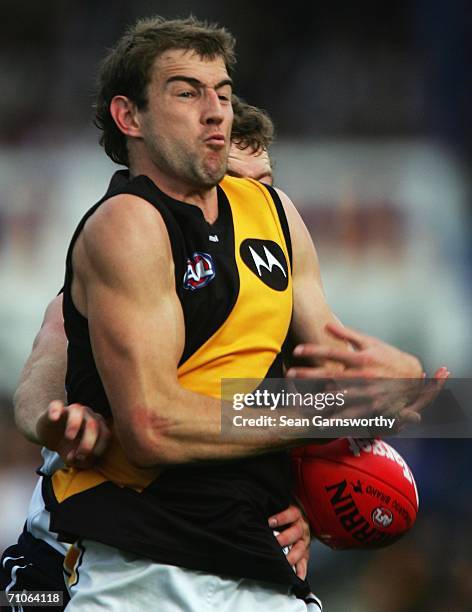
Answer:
[
  {"left": 286, "top": 321, "right": 449, "bottom": 425},
  {"left": 287, "top": 321, "right": 424, "bottom": 379},
  {"left": 268, "top": 504, "right": 311, "bottom": 579},
  {"left": 36, "top": 400, "right": 112, "bottom": 469}
]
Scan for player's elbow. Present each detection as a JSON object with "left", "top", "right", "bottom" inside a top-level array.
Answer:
[
  {"left": 119, "top": 408, "right": 185, "bottom": 467},
  {"left": 12, "top": 386, "right": 27, "bottom": 434},
  {"left": 12, "top": 383, "right": 38, "bottom": 444}
]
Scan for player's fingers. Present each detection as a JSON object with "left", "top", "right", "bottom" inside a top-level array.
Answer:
[
  {"left": 68, "top": 416, "right": 112, "bottom": 468},
  {"left": 268, "top": 504, "right": 302, "bottom": 528},
  {"left": 64, "top": 404, "right": 88, "bottom": 440},
  {"left": 287, "top": 366, "right": 377, "bottom": 380},
  {"left": 37, "top": 401, "right": 69, "bottom": 451},
  {"left": 274, "top": 523, "right": 304, "bottom": 548},
  {"left": 285, "top": 540, "right": 307, "bottom": 568},
  {"left": 324, "top": 321, "right": 372, "bottom": 350},
  {"left": 402, "top": 370, "right": 448, "bottom": 416},
  {"left": 294, "top": 557, "right": 308, "bottom": 580},
  {"left": 47, "top": 400, "right": 66, "bottom": 421},
  {"left": 286, "top": 366, "right": 333, "bottom": 378},
  {"left": 73, "top": 417, "right": 100, "bottom": 460},
  {"left": 89, "top": 419, "right": 112, "bottom": 459},
  {"left": 292, "top": 345, "right": 364, "bottom": 367},
  {"left": 433, "top": 366, "right": 450, "bottom": 379},
  {"left": 397, "top": 410, "right": 422, "bottom": 425}
]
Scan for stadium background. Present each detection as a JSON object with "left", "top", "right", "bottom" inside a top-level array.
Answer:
[{"left": 0, "top": 1, "right": 470, "bottom": 610}]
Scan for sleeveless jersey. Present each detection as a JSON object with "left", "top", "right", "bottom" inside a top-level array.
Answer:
[{"left": 42, "top": 170, "right": 307, "bottom": 591}]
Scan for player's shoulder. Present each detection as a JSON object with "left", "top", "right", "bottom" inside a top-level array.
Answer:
[
  {"left": 78, "top": 193, "right": 171, "bottom": 273},
  {"left": 90, "top": 193, "right": 165, "bottom": 230},
  {"left": 83, "top": 193, "right": 168, "bottom": 247}
]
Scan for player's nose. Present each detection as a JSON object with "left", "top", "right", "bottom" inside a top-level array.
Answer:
[{"left": 201, "top": 89, "right": 224, "bottom": 125}]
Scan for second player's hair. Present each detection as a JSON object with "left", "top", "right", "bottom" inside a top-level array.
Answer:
[{"left": 231, "top": 95, "right": 275, "bottom": 153}]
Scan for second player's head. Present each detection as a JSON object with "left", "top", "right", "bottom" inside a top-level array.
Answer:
[{"left": 228, "top": 95, "right": 274, "bottom": 185}]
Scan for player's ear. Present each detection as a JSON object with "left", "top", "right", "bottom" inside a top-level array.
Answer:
[{"left": 110, "top": 95, "right": 142, "bottom": 137}]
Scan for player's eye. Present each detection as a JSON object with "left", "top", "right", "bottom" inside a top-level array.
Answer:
[{"left": 178, "top": 90, "right": 196, "bottom": 98}]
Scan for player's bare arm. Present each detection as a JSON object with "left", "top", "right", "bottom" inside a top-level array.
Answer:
[
  {"left": 14, "top": 295, "right": 67, "bottom": 444},
  {"left": 276, "top": 188, "right": 349, "bottom": 363},
  {"left": 276, "top": 187, "right": 423, "bottom": 376},
  {"left": 276, "top": 187, "right": 448, "bottom": 418},
  {"left": 73, "top": 193, "right": 304, "bottom": 468},
  {"left": 14, "top": 294, "right": 111, "bottom": 467}
]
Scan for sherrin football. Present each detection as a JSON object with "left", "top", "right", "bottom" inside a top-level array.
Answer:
[{"left": 291, "top": 438, "right": 419, "bottom": 549}]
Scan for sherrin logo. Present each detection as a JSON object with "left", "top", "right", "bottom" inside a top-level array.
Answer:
[
  {"left": 183, "top": 252, "right": 216, "bottom": 291},
  {"left": 372, "top": 507, "right": 394, "bottom": 528}
]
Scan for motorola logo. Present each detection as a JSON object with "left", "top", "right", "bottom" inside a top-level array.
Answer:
[{"left": 240, "top": 239, "right": 288, "bottom": 291}]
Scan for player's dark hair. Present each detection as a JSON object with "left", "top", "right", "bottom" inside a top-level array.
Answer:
[
  {"left": 231, "top": 95, "right": 275, "bottom": 153},
  {"left": 94, "top": 16, "right": 236, "bottom": 166}
]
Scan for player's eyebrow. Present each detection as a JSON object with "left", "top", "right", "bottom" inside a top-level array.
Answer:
[{"left": 165, "top": 76, "right": 233, "bottom": 90}]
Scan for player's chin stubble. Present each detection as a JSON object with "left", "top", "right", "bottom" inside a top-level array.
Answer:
[{"left": 189, "top": 151, "right": 228, "bottom": 188}]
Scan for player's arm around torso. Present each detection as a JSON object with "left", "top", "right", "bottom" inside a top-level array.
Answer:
[
  {"left": 274, "top": 188, "right": 348, "bottom": 357},
  {"left": 14, "top": 295, "right": 67, "bottom": 443}
]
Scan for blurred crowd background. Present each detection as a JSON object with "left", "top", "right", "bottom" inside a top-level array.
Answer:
[{"left": 0, "top": 1, "right": 470, "bottom": 610}]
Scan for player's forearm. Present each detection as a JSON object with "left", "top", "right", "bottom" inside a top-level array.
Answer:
[
  {"left": 14, "top": 329, "right": 67, "bottom": 444},
  {"left": 15, "top": 356, "right": 67, "bottom": 444},
  {"left": 110, "top": 381, "right": 307, "bottom": 467}
]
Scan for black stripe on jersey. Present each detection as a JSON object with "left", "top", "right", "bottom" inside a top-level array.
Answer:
[
  {"left": 114, "top": 175, "right": 240, "bottom": 366},
  {"left": 140, "top": 181, "right": 239, "bottom": 366},
  {"left": 263, "top": 185, "right": 292, "bottom": 269}
]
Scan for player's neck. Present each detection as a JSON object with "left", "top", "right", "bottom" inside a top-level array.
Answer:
[{"left": 130, "top": 159, "right": 219, "bottom": 223}]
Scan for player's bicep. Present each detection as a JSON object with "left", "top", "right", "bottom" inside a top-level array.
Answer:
[
  {"left": 86, "top": 276, "right": 183, "bottom": 402},
  {"left": 75, "top": 196, "right": 185, "bottom": 454}
]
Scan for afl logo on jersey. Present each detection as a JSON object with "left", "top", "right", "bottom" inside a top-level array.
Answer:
[
  {"left": 240, "top": 239, "right": 288, "bottom": 291},
  {"left": 183, "top": 252, "right": 216, "bottom": 291}
]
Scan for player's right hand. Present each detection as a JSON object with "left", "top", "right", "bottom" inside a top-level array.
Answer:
[
  {"left": 36, "top": 400, "right": 111, "bottom": 469},
  {"left": 268, "top": 503, "right": 311, "bottom": 579}
]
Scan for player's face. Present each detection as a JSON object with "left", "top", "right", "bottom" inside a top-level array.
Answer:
[
  {"left": 138, "top": 49, "right": 233, "bottom": 189},
  {"left": 227, "top": 144, "right": 273, "bottom": 185}
]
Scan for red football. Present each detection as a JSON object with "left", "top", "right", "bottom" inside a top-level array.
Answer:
[{"left": 291, "top": 438, "right": 419, "bottom": 549}]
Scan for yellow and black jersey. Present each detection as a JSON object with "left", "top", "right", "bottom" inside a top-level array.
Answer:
[{"left": 43, "top": 170, "right": 307, "bottom": 591}]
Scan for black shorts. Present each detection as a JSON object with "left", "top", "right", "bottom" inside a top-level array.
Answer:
[{"left": 0, "top": 526, "right": 68, "bottom": 612}]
